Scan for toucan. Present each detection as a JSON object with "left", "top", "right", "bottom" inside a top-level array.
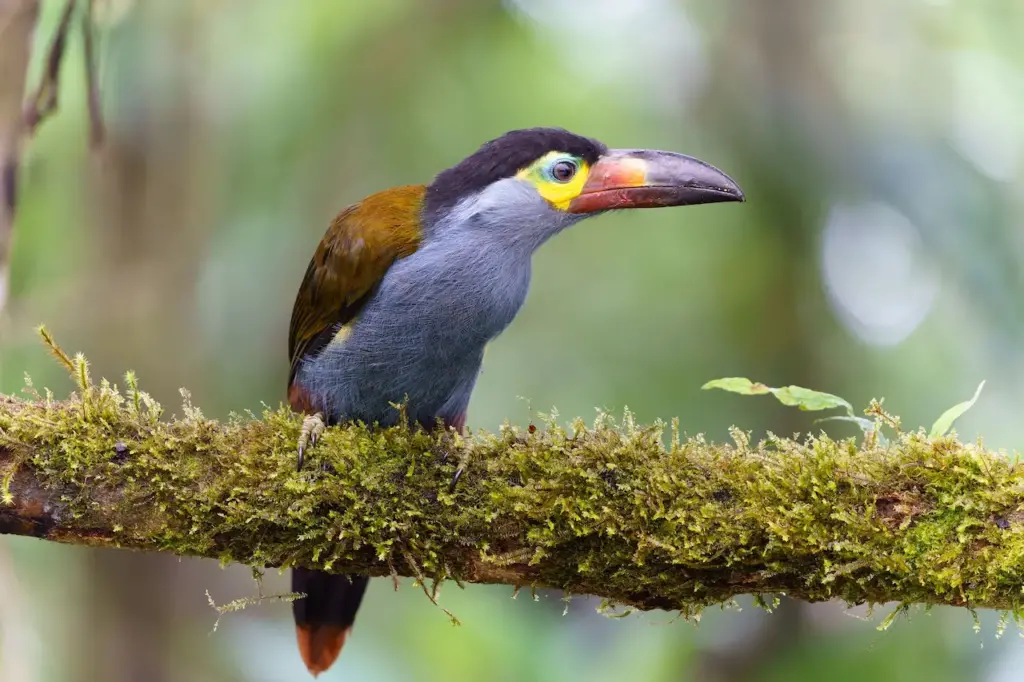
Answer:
[{"left": 286, "top": 127, "right": 743, "bottom": 676}]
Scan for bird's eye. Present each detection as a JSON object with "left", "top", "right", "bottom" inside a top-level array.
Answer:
[{"left": 550, "top": 160, "right": 578, "bottom": 183}]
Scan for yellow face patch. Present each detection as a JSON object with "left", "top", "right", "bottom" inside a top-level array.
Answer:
[{"left": 516, "top": 151, "right": 591, "bottom": 211}]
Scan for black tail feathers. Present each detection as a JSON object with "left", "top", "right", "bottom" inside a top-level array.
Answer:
[{"left": 292, "top": 568, "right": 370, "bottom": 677}]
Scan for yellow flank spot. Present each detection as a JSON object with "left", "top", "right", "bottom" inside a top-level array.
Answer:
[
  {"left": 517, "top": 151, "right": 590, "bottom": 211},
  {"left": 330, "top": 324, "right": 353, "bottom": 346}
]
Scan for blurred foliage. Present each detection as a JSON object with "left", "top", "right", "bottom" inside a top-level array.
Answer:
[{"left": 0, "top": 0, "right": 1022, "bottom": 680}]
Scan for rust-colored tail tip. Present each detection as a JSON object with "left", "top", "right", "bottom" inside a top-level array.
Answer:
[{"left": 296, "top": 623, "right": 350, "bottom": 677}]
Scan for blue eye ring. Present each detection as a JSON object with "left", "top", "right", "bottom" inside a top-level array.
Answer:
[{"left": 547, "top": 158, "right": 578, "bottom": 183}]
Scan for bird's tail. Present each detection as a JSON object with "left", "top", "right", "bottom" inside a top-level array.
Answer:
[{"left": 292, "top": 568, "right": 370, "bottom": 677}]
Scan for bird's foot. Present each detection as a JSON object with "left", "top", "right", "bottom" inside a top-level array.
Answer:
[
  {"left": 296, "top": 412, "right": 326, "bottom": 471},
  {"left": 433, "top": 423, "right": 468, "bottom": 492}
]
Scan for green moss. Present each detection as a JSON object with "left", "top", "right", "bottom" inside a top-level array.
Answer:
[{"left": 2, "top": 345, "right": 1024, "bottom": 629}]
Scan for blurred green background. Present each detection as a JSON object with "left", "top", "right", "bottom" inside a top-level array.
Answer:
[{"left": 1, "top": 0, "right": 1023, "bottom": 680}]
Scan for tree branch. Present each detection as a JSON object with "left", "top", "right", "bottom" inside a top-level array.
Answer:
[{"left": 1, "top": 359, "right": 1023, "bottom": 620}]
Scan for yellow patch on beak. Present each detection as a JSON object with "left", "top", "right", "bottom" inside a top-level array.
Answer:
[{"left": 516, "top": 151, "right": 591, "bottom": 211}]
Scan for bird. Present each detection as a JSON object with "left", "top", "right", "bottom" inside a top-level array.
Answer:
[{"left": 285, "top": 127, "right": 743, "bottom": 676}]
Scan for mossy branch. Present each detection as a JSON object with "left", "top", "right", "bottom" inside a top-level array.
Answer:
[{"left": 1, "top": 344, "right": 1024, "bottom": 624}]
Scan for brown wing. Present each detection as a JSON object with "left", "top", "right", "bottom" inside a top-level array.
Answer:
[{"left": 288, "top": 185, "right": 426, "bottom": 392}]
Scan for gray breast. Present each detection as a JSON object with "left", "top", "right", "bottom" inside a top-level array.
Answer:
[{"left": 298, "top": 235, "right": 532, "bottom": 427}]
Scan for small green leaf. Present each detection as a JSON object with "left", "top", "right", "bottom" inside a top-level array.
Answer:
[
  {"left": 816, "top": 416, "right": 889, "bottom": 446},
  {"left": 704, "top": 378, "right": 852, "bottom": 413},
  {"left": 701, "top": 377, "right": 772, "bottom": 395},
  {"left": 771, "top": 386, "right": 853, "bottom": 412},
  {"left": 929, "top": 381, "right": 985, "bottom": 439},
  {"left": 816, "top": 415, "right": 874, "bottom": 430}
]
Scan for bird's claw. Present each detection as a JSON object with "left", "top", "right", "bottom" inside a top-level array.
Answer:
[
  {"left": 448, "top": 466, "right": 464, "bottom": 493},
  {"left": 296, "top": 412, "right": 326, "bottom": 472},
  {"left": 447, "top": 447, "right": 469, "bottom": 493}
]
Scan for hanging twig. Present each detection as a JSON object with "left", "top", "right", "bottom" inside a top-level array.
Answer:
[
  {"left": 0, "top": 0, "right": 106, "bottom": 314},
  {"left": 0, "top": 0, "right": 42, "bottom": 313},
  {"left": 22, "top": 0, "right": 77, "bottom": 136}
]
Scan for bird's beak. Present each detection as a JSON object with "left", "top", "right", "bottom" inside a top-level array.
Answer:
[{"left": 566, "top": 149, "right": 744, "bottom": 214}]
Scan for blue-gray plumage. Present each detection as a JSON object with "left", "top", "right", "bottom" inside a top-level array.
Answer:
[
  {"left": 297, "top": 178, "right": 584, "bottom": 428},
  {"left": 285, "top": 127, "right": 744, "bottom": 677}
]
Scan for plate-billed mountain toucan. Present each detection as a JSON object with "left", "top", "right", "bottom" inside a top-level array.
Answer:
[{"left": 286, "top": 127, "right": 743, "bottom": 676}]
